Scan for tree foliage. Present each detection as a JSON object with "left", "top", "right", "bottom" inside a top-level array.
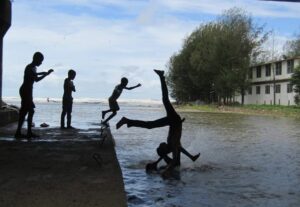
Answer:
[
  {"left": 290, "top": 65, "right": 300, "bottom": 105},
  {"left": 167, "top": 8, "right": 268, "bottom": 104},
  {"left": 284, "top": 33, "right": 300, "bottom": 57}
]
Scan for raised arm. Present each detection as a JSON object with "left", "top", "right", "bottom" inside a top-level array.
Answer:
[{"left": 125, "top": 83, "right": 141, "bottom": 90}]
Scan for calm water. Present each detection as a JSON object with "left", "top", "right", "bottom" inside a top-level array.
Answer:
[{"left": 7, "top": 101, "right": 300, "bottom": 207}]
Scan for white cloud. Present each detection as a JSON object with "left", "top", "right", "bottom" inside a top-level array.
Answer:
[{"left": 3, "top": 0, "right": 300, "bottom": 100}]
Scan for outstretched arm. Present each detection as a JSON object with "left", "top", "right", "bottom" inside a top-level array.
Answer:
[
  {"left": 36, "top": 72, "right": 47, "bottom": 75},
  {"left": 125, "top": 83, "right": 141, "bottom": 90},
  {"left": 35, "top": 69, "right": 54, "bottom": 82}
]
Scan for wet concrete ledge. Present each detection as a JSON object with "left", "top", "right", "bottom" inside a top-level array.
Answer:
[
  {"left": 0, "top": 124, "right": 127, "bottom": 207},
  {"left": 0, "top": 108, "right": 18, "bottom": 126}
]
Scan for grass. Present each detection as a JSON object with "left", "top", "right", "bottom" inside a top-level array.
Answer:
[{"left": 176, "top": 103, "right": 300, "bottom": 118}]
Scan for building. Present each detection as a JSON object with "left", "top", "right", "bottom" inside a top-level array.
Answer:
[{"left": 239, "top": 56, "right": 300, "bottom": 106}]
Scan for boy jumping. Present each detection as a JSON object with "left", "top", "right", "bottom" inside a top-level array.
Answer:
[{"left": 102, "top": 77, "right": 141, "bottom": 126}]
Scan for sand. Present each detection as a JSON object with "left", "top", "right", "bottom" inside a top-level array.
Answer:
[{"left": 0, "top": 123, "right": 127, "bottom": 207}]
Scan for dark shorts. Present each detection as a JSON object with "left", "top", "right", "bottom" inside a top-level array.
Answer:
[
  {"left": 20, "top": 86, "right": 35, "bottom": 111},
  {"left": 109, "top": 98, "right": 119, "bottom": 111},
  {"left": 62, "top": 98, "right": 73, "bottom": 113}
]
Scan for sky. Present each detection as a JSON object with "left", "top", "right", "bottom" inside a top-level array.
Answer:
[{"left": 2, "top": 0, "right": 300, "bottom": 100}]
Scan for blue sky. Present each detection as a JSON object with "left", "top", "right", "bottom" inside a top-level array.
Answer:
[{"left": 3, "top": 0, "right": 300, "bottom": 100}]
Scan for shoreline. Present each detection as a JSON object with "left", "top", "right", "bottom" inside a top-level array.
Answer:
[
  {"left": 175, "top": 104, "right": 300, "bottom": 118},
  {"left": 0, "top": 123, "right": 127, "bottom": 207}
]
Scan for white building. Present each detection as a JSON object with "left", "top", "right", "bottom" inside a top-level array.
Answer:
[{"left": 239, "top": 56, "right": 300, "bottom": 106}]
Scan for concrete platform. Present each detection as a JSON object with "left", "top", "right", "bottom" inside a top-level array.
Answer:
[
  {"left": 0, "top": 124, "right": 127, "bottom": 207},
  {"left": 0, "top": 108, "right": 18, "bottom": 126}
]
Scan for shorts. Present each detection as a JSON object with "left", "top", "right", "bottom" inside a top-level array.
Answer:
[
  {"left": 20, "top": 86, "right": 35, "bottom": 111},
  {"left": 109, "top": 98, "right": 119, "bottom": 111},
  {"left": 62, "top": 98, "right": 73, "bottom": 113}
]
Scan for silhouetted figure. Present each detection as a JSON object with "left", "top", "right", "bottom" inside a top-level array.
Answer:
[
  {"left": 101, "top": 77, "right": 141, "bottom": 126},
  {"left": 15, "top": 52, "right": 54, "bottom": 139},
  {"left": 60, "top": 69, "right": 76, "bottom": 129},
  {"left": 145, "top": 142, "right": 200, "bottom": 173},
  {"left": 116, "top": 70, "right": 200, "bottom": 178}
]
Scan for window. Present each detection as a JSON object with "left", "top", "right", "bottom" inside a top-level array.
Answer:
[
  {"left": 287, "top": 60, "right": 294, "bottom": 74},
  {"left": 275, "top": 62, "right": 282, "bottom": 75},
  {"left": 265, "top": 64, "right": 271, "bottom": 77},
  {"left": 248, "top": 87, "right": 252, "bottom": 95},
  {"left": 275, "top": 84, "right": 281, "bottom": 93},
  {"left": 265, "top": 85, "right": 270, "bottom": 94},
  {"left": 287, "top": 84, "right": 293, "bottom": 93},
  {"left": 248, "top": 69, "right": 253, "bottom": 79},
  {"left": 256, "top": 86, "right": 260, "bottom": 94},
  {"left": 256, "top": 66, "right": 261, "bottom": 78}
]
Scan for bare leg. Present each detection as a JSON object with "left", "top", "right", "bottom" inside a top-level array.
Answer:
[
  {"left": 102, "top": 109, "right": 112, "bottom": 119},
  {"left": 180, "top": 147, "right": 200, "bottom": 161},
  {"left": 61, "top": 110, "right": 66, "bottom": 128},
  {"left": 67, "top": 112, "right": 72, "bottom": 128},
  {"left": 102, "top": 111, "right": 117, "bottom": 125},
  {"left": 27, "top": 109, "right": 39, "bottom": 138},
  {"left": 154, "top": 69, "right": 177, "bottom": 117},
  {"left": 116, "top": 116, "right": 169, "bottom": 129},
  {"left": 15, "top": 108, "right": 27, "bottom": 137}
]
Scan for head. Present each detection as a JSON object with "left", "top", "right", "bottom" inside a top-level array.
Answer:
[
  {"left": 68, "top": 69, "right": 76, "bottom": 80},
  {"left": 120, "top": 77, "right": 128, "bottom": 87},
  {"left": 32, "top": 52, "right": 44, "bottom": 66},
  {"left": 156, "top": 142, "right": 169, "bottom": 157}
]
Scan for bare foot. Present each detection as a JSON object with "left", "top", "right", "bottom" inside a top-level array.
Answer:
[
  {"left": 154, "top": 69, "right": 164, "bottom": 76},
  {"left": 192, "top": 153, "right": 200, "bottom": 161},
  {"left": 116, "top": 117, "right": 128, "bottom": 129}
]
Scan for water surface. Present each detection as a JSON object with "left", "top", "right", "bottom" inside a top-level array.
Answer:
[{"left": 6, "top": 101, "right": 300, "bottom": 207}]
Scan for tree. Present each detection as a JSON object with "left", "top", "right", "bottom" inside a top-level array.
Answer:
[
  {"left": 290, "top": 65, "right": 300, "bottom": 105},
  {"left": 284, "top": 33, "right": 300, "bottom": 57},
  {"left": 167, "top": 7, "right": 268, "bottom": 105}
]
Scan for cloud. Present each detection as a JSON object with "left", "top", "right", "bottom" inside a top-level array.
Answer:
[{"left": 3, "top": 0, "right": 300, "bottom": 100}]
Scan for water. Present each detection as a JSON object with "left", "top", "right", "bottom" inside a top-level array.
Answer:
[{"left": 6, "top": 101, "right": 300, "bottom": 207}]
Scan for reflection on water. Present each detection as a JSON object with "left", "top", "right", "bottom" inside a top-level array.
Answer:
[
  {"left": 115, "top": 107, "right": 300, "bottom": 207},
  {"left": 8, "top": 102, "right": 300, "bottom": 207}
]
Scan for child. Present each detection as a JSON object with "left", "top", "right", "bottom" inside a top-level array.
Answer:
[
  {"left": 116, "top": 70, "right": 200, "bottom": 178},
  {"left": 60, "top": 69, "right": 76, "bottom": 129},
  {"left": 15, "top": 52, "right": 54, "bottom": 139},
  {"left": 102, "top": 77, "right": 141, "bottom": 126}
]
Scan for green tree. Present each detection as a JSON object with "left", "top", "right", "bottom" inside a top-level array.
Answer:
[
  {"left": 167, "top": 7, "right": 268, "bottom": 104},
  {"left": 290, "top": 65, "right": 300, "bottom": 105},
  {"left": 284, "top": 32, "right": 300, "bottom": 57}
]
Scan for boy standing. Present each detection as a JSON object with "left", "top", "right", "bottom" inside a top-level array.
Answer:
[
  {"left": 61, "top": 69, "right": 76, "bottom": 129},
  {"left": 101, "top": 77, "right": 141, "bottom": 126},
  {"left": 15, "top": 52, "right": 54, "bottom": 139}
]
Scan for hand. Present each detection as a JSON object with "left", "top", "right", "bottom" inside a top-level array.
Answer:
[
  {"left": 137, "top": 83, "right": 142, "bottom": 87},
  {"left": 47, "top": 69, "right": 54, "bottom": 75}
]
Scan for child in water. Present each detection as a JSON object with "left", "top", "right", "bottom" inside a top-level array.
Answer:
[
  {"left": 101, "top": 77, "right": 141, "bottom": 127},
  {"left": 116, "top": 70, "right": 200, "bottom": 178}
]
